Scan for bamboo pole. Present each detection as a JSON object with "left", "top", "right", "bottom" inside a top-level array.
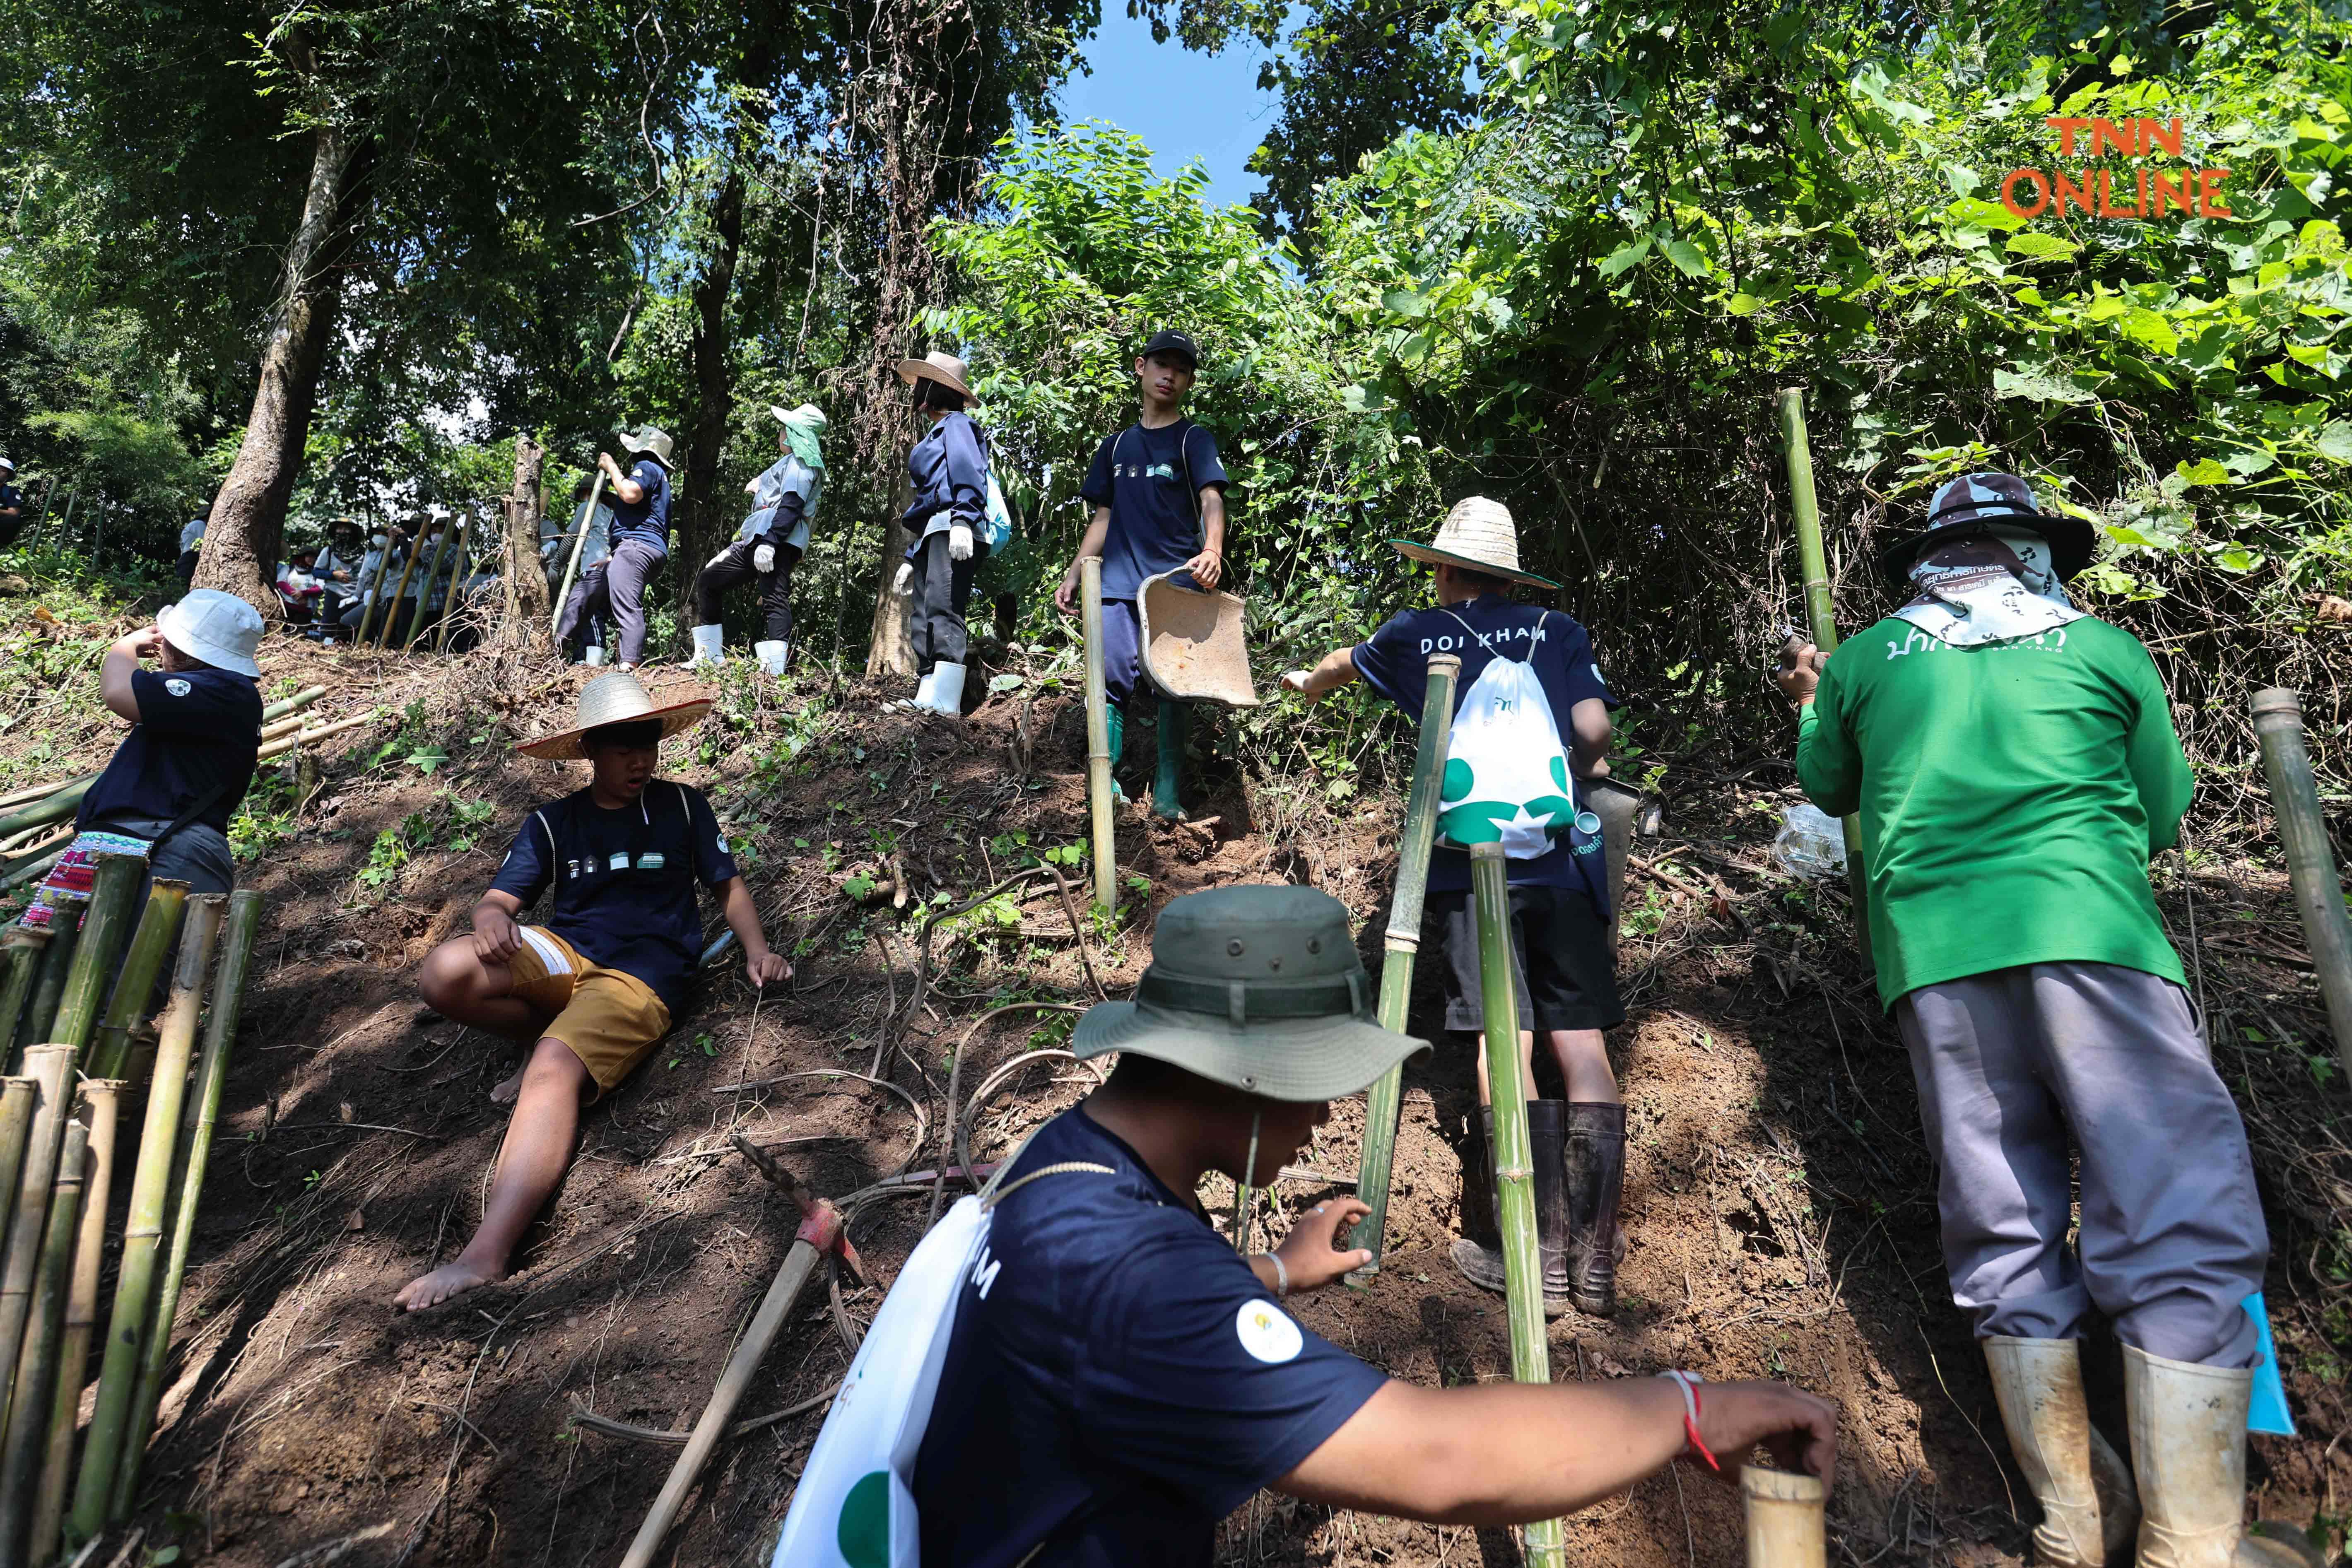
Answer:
[
  {"left": 48, "top": 854, "right": 142, "bottom": 1064},
  {"left": 85, "top": 882, "right": 188, "bottom": 1084},
  {"left": 2251, "top": 688, "right": 2352, "bottom": 1088},
  {"left": 0, "top": 781, "right": 77, "bottom": 818},
  {"left": 0, "top": 947, "right": 37, "bottom": 1067},
  {"left": 1081, "top": 557, "right": 1117, "bottom": 913},
  {"left": 0, "top": 1120, "right": 85, "bottom": 1563},
  {"left": 1470, "top": 842, "right": 1563, "bottom": 1566},
  {"left": 0, "top": 782, "right": 96, "bottom": 846},
  {"left": 403, "top": 523, "right": 457, "bottom": 653},
  {"left": 434, "top": 512, "right": 476, "bottom": 655},
  {"left": 18, "top": 917, "right": 80, "bottom": 1055},
  {"left": 1742, "top": 1466, "right": 1827, "bottom": 1568},
  {"left": 32, "top": 1081, "right": 121, "bottom": 1563},
  {"left": 549, "top": 472, "right": 607, "bottom": 645},
  {"left": 1349, "top": 653, "right": 1460, "bottom": 1278},
  {"left": 0, "top": 1046, "right": 72, "bottom": 1423},
  {"left": 70, "top": 894, "right": 222, "bottom": 1539},
  {"left": 258, "top": 685, "right": 328, "bottom": 726},
  {"left": 1776, "top": 389, "right": 1872, "bottom": 966},
  {"left": 350, "top": 530, "right": 398, "bottom": 645},
  {"left": 111, "top": 892, "right": 259, "bottom": 1515},
  {"left": 253, "top": 708, "right": 382, "bottom": 764},
  {"left": 0, "top": 1083, "right": 34, "bottom": 1270},
  {"left": 375, "top": 528, "right": 429, "bottom": 650}
]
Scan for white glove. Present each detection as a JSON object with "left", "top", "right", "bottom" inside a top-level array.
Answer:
[
  {"left": 894, "top": 561, "right": 915, "bottom": 596},
  {"left": 753, "top": 543, "right": 775, "bottom": 574},
  {"left": 948, "top": 525, "right": 974, "bottom": 562}
]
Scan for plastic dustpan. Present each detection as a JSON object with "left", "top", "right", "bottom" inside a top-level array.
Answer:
[{"left": 1138, "top": 572, "right": 1260, "bottom": 707}]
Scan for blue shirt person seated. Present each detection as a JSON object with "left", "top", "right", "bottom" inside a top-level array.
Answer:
[
  {"left": 398, "top": 672, "right": 793, "bottom": 1313},
  {"left": 913, "top": 885, "right": 1836, "bottom": 1566}
]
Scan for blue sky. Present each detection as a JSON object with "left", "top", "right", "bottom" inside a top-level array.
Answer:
[{"left": 1056, "top": 7, "right": 1287, "bottom": 210}]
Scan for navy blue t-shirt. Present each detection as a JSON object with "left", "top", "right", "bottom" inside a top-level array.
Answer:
[
  {"left": 1352, "top": 593, "right": 1618, "bottom": 906},
  {"left": 487, "top": 780, "right": 737, "bottom": 1015},
  {"left": 914, "top": 1107, "right": 1388, "bottom": 1567},
  {"left": 78, "top": 667, "right": 263, "bottom": 836},
  {"left": 607, "top": 459, "right": 672, "bottom": 557},
  {"left": 1080, "top": 420, "right": 1229, "bottom": 600}
]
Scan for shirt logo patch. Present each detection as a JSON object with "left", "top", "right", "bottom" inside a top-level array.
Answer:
[
  {"left": 1234, "top": 1300, "right": 1303, "bottom": 1364},
  {"left": 638, "top": 852, "right": 665, "bottom": 870},
  {"left": 165, "top": 678, "right": 192, "bottom": 697},
  {"left": 607, "top": 852, "right": 631, "bottom": 872}
]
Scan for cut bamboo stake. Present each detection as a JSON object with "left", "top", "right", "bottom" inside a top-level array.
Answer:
[
  {"left": 258, "top": 685, "right": 328, "bottom": 725},
  {"left": 1350, "top": 652, "right": 1460, "bottom": 1277},
  {"left": 0, "top": 947, "right": 38, "bottom": 1066},
  {"left": 1776, "top": 388, "right": 1872, "bottom": 966},
  {"left": 0, "top": 1047, "right": 72, "bottom": 1427},
  {"left": 85, "top": 883, "right": 188, "bottom": 1084},
  {"left": 0, "top": 1120, "right": 85, "bottom": 1563},
  {"left": 434, "top": 512, "right": 476, "bottom": 655},
  {"left": 32, "top": 1081, "right": 121, "bottom": 1563},
  {"left": 253, "top": 708, "right": 383, "bottom": 764},
  {"left": 1081, "top": 556, "right": 1117, "bottom": 913},
  {"left": 0, "top": 854, "right": 63, "bottom": 899},
  {"left": 70, "top": 894, "right": 222, "bottom": 1542},
  {"left": 48, "top": 855, "right": 142, "bottom": 1063},
  {"left": 0, "top": 785, "right": 65, "bottom": 818},
  {"left": 350, "top": 530, "right": 398, "bottom": 645},
  {"left": 112, "top": 892, "right": 259, "bottom": 1515},
  {"left": 1470, "top": 842, "right": 1563, "bottom": 1567},
  {"left": 0, "top": 1083, "right": 34, "bottom": 1271},
  {"left": 549, "top": 471, "right": 607, "bottom": 645},
  {"left": 375, "top": 529, "right": 429, "bottom": 650},
  {"left": 0, "top": 783, "right": 94, "bottom": 848},
  {"left": 403, "top": 523, "right": 457, "bottom": 653},
  {"left": 2251, "top": 688, "right": 2352, "bottom": 1088},
  {"left": 17, "top": 918, "right": 80, "bottom": 1053},
  {"left": 1742, "top": 1466, "right": 1827, "bottom": 1568},
  {"left": 618, "top": 1137, "right": 844, "bottom": 1568}
]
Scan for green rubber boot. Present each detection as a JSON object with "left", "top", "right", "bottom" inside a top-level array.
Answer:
[
  {"left": 1104, "top": 705, "right": 1125, "bottom": 801},
  {"left": 1153, "top": 700, "right": 1188, "bottom": 820}
]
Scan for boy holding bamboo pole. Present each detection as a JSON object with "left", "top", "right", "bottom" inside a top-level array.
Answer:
[{"left": 1279, "top": 498, "right": 1626, "bottom": 1317}]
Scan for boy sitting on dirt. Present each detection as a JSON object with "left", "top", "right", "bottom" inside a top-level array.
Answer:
[
  {"left": 913, "top": 885, "right": 1834, "bottom": 1561},
  {"left": 1277, "top": 497, "right": 1627, "bottom": 1318},
  {"left": 398, "top": 672, "right": 792, "bottom": 1312}
]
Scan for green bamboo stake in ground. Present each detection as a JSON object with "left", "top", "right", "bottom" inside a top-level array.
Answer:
[
  {"left": 112, "top": 891, "right": 260, "bottom": 1515},
  {"left": 0, "top": 1118, "right": 85, "bottom": 1563},
  {"left": 0, "top": 945, "right": 38, "bottom": 1067},
  {"left": 47, "top": 854, "right": 141, "bottom": 1064},
  {"left": 33, "top": 1079, "right": 122, "bottom": 1563},
  {"left": 434, "top": 512, "right": 476, "bottom": 655},
  {"left": 1349, "top": 652, "right": 1461, "bottom": 1278},
  {"left": 0, "top": 1081, "right": 35, "bottom": 1266},
  {"left": 403, "top": 521, "right": 457, "bottom": 653},
  {"left": 1776, "top": 389, "right": 1872, "bottom": 965},
  {"left": 351, "top": 532, "right": 398, "bottom": 645},
  {"left": 1470, "top": 841, "right": 1564, "bottom": 1568},
  {"left": 0, "top": 1046, "right": 73, "bottom": 1425},
  {"left": 17, "top": 916, "right": 80, "bottom": 1058},
  {"left": 85, "top": 881, "right": 189, "bottom": 1083},
  {"left": 375, "top": 527, "right": 429, "bottom": 650},
  {"left": 70, "top": 894, "right": 222, "bottom": 1542},
  {"left": 1081, "top": 556, "right": 1118, "bottom": 914},
  {"left": 2251, "top": 688, "right": 2352, "bottom": 1089}
]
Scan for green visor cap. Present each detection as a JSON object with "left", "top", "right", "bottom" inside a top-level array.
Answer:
[{"left": 1072, "top": 885, "right": 1429, "bottom": 1101}]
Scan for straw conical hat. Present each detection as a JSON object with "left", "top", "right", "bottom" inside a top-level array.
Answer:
[
  {"left": 894, "top": 350, "right": 974, "bottom": 401},
  {"left": 1388, "top": 497, "right": 1558, "bottom": 589},
  {"left": 517, "top": 671, "right": 713, "bottom": 761}
]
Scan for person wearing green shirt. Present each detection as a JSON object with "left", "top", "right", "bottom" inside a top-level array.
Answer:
[{"left": 1777, "top": 473, "right": 2307, "bottom": 1568}]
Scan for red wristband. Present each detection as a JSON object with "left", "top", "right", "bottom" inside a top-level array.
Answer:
[{"left": 1660, "top": 1370, "right": 1721, "bottom": 1473}]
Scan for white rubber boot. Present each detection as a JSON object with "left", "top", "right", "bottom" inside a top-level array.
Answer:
[
  {"left": 927, "top": 662, "right": 966, "bottom": 716},
  {"left": 754, "top": 639, "right": 788, "bottom": 676},
  {"left": 1985, "top": 1337, "right": 2138, "bottom": 1567},
  {"left": 583, "top": 645, "right": 607, "bottom": 667},
  {"left": 893, "top": 668, "right": 936, "bottom": 714},
  {"left": 685, "top": 623, "right": 725, "bottom": 669},
  {"left": 2124, "top": 1344, "right": 2322, "bottom": 1568}
]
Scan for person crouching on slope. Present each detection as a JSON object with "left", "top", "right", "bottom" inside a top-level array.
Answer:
[
  {"left": 398, "top": 672, "right": 792, "bottom": 1310},
  {"left": 1778, "top": 472, "right": 2316, "bottom": 1568}
]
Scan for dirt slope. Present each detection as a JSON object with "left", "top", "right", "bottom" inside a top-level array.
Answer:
[{"left": 3, "top": 621, "right": 2343, "bottom": 1568}]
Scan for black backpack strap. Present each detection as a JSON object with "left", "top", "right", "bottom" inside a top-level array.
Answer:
[{"left": 149, "top": 780, "right": 232, "bottom": 856}]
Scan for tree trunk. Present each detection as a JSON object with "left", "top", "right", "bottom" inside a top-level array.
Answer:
[
  {"left": 865, "top": 471, "right": 916, "bottom": 676},
  {"left": 680, "top": 165, "right": 750, "bottom": 615},
  {"left": 497, "top": 435, "right": 550, "bottom": 647},
  {"left": 195, "top": 119, "right": 366, "bottom": 617}
]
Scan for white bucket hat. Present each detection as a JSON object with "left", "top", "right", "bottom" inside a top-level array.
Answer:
[
  {"left": 893, "top": 350, "right": 974, "bottom": 401},
  {"left": 516, "top": 670, "right": 713, "bottom": 761},
  {"left": 0, "top": 456, "right": 15, "bottom": 473},
  {"left": 622, "top": 427, "right": 675, "bottom": 467},
  {"left": 157, "top": 589, "right": 265, "bottom": 677},
  {"left": 1388, "top": 496, "right": 1558, "bottom": 590}
]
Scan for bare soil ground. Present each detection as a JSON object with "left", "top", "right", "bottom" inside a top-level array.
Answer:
[{"left": 4, "top": 614, "right": 2345, "bottom": 1568}]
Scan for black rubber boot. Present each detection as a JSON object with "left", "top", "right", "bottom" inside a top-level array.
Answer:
[
  {"left": 1565, "top": 1101, "right": 1627, "bottom": 1316},
  {"left": 1449, "top": 1106, "right": 1572, "bottom": 1317}
]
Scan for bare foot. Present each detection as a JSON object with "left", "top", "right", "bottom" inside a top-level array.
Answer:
[
  {"left": 394, "top": 1256, "right": 503, "bottom": 1312},
  {"left": 489, "top": 1065, "right": 527, "bottom": 1106}
]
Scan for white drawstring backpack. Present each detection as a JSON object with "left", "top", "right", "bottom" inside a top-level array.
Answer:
[{"left": 1433, "top": 610, "right": 1584, "bottom": 858}]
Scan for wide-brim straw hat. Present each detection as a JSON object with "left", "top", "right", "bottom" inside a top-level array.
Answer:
[
  {"left": 1389, "top": 496, "right": 1559, "bottom": 590},
  {"left": 894, "top": 350, "right": 974, "bottom": 401},
  {"left": 1875, "top": 471, "right": 2096, "bottom": 585},
  {"left": 622, "top": 427, "right": 675, "bottom": 467},
  {"left": 516, "top": 671, "right": 713, "bottom": 761},
  {"left": 1071, "top": 886, "right": 1427, "bottom": 1102}
]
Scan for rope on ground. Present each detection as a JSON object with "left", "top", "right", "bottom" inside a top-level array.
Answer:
[
  {"left": 711, "top": 1069, "right": 928, "bottom": 1182},
  {"left": 957, "top": 1048, "right": 1109, "bottom": 1209},
  {"left": 567, "top": 1380, "right": 842, "bottom": 1445},
  {"left": 933, "top": 1001, "right": 1091, "bottom": 1227}
]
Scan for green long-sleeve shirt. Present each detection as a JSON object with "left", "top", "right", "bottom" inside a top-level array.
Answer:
[{"left": 1796, "top": 614, "right": 2193, "bottom": 1008}]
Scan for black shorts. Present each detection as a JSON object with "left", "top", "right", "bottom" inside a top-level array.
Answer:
[{"left": 1430, "top": 884, "right": 1623, "bottom": 1033}]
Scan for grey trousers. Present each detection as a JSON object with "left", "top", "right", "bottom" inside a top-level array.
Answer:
[
  {"left": 908, "top": 529, "right": 976, "bottom": 674},
  {"left": 1896, "top": 961, "right": 2265, "bottom": 1368},
  {"left": 556, "top": 540, "right": 664, "bottom": 665}
]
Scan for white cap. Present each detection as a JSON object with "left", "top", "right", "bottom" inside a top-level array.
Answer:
[{"left": 157, "top": 589, "right": 265, "bottom": 677}]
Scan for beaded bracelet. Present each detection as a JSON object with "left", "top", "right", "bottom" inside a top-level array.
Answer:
[{"left": 1659, "top": 1370, "right": 1721, "bottom": 1472}]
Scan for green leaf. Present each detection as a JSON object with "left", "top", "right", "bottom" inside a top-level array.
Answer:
[
  {"left": 1945, "top": 197, "right": 2025, "bottom": 233},
  {"left": 2176, "top": 458, "right": 2232, "bottom": 486},
  {"left": 1659, "top": 238, "right": 1710, "bottom": 278},
  {"left": 1993, "top": 365, "right": 2096, "bottom": 404},
  {"left": 2315, "top": 422, "right": 2352, "bottom": 462},
  {"left": 1725, "top": 292, "right": 1765, "bottom": 317},
  {"left": 1597, "top": 236, "right": 1653, "bottom": 279},
  {"left": 1381, "top": 288, "right": 1429, "bottom": 318},
  {"left": 2005, "top": 232, "right": 2080, "bottom": 262},
  {"left": 2119, "top": 308, "right": 2179, "bottom": 356}
]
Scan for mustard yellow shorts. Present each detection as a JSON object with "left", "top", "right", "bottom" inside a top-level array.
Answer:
[{"left": 504, "top": 927, "right": 672, "bottom": 1099}]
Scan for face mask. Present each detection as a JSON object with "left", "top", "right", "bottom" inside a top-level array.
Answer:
[{"left": 372, "top": 535, "right": 389, "bottom": 548}]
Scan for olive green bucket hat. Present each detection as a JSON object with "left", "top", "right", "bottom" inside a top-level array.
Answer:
[{"left": 1072, "top": 886, "right": 1427, "bottom": 1101}]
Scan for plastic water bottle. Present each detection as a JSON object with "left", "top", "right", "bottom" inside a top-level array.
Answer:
[{"left": 1771, "top": 804, "right": 1848, "bottom": 879}]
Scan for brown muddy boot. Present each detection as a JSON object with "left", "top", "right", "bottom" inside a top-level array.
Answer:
[
  {"left": 1564, "top": 1101, "right": 1626, "bottom": 1316},
  {"left": 1449, "top": 1106, "right": 1573, "bottom": 1317}
]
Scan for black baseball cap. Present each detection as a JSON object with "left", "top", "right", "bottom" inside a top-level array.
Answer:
[{"left": 1141, "top": 329, "right": 1199, "bottom": 369}]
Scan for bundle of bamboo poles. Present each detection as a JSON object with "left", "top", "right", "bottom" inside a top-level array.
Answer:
[{"left": 0, "top": 874, "right": 263, "bottom": 1563}]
